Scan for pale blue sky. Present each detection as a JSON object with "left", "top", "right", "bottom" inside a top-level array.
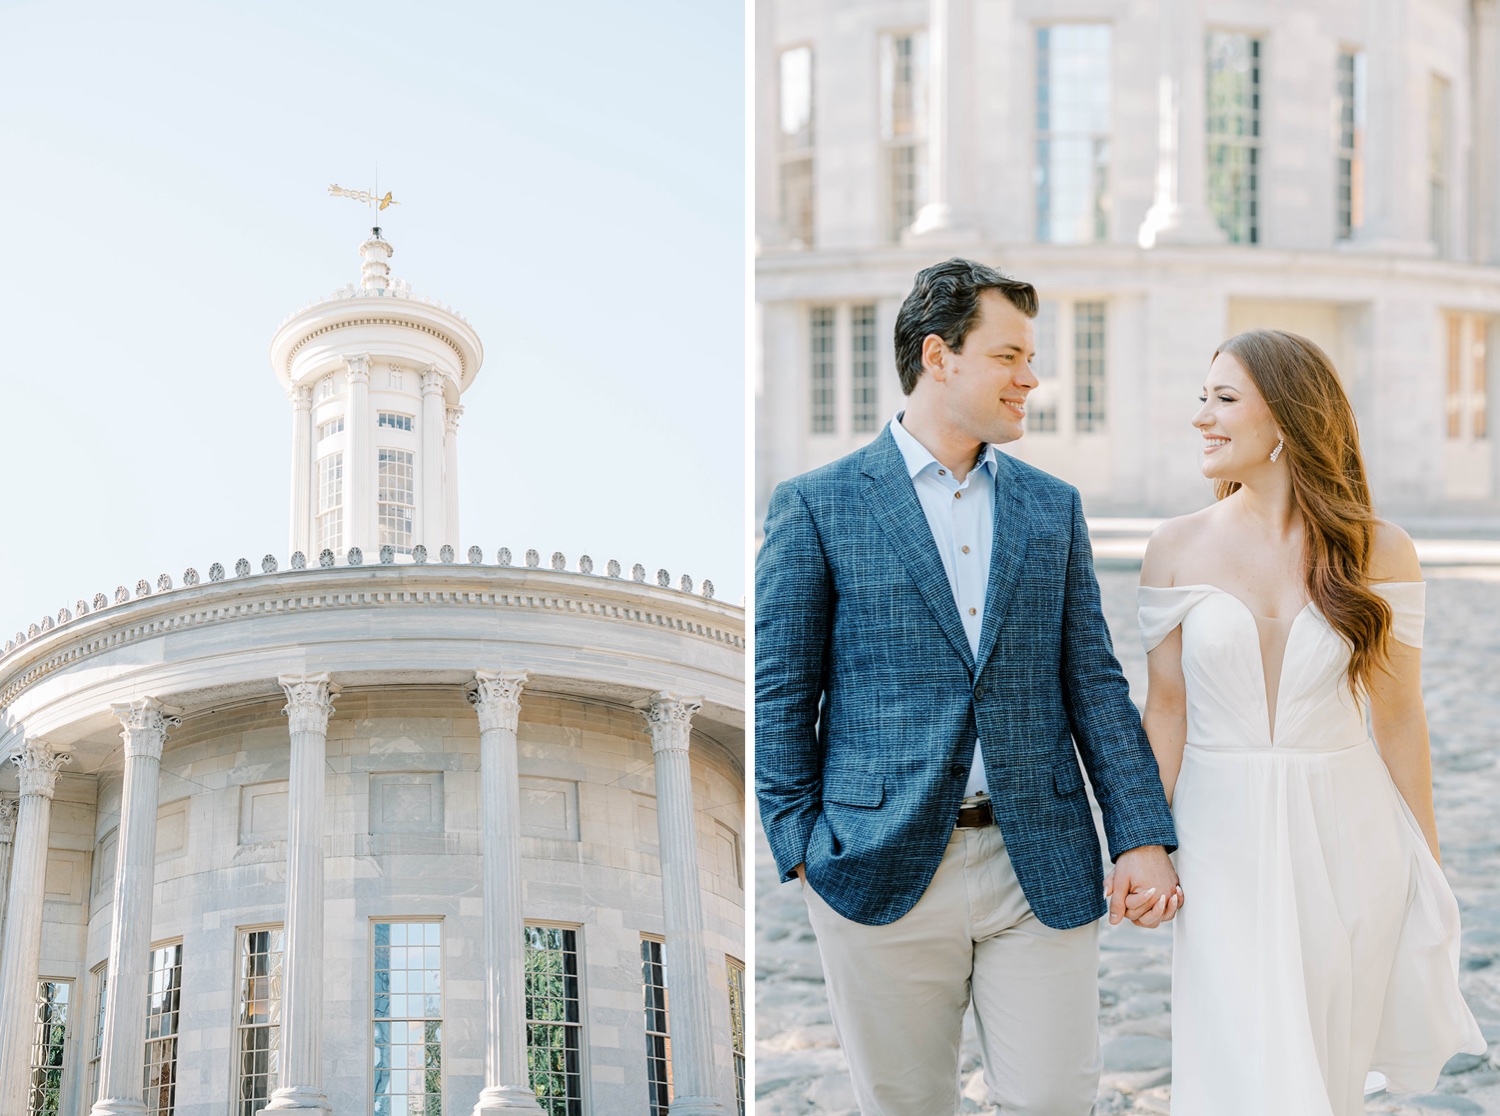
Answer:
[{"left": 0, "top": 0, "right": 745, "bottom": 638}]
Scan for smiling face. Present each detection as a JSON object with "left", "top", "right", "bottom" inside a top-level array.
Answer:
[
  {"left": 1193, "top": 351, "right": 1282, "bottom": 482},
  {"left": 933, "top": 290, "right": 1038, "bottom": 447}
]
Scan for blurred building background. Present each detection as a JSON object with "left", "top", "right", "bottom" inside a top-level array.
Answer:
[{"left": 755, "top": 0, "right": 1500, "bottom": 523}]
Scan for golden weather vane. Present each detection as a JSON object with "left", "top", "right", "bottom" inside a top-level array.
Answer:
[{"left": 328, "top": 183, "right": 399, "bottom": 210}]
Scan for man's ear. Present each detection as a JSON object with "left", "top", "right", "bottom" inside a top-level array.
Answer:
[{"left": 921, "top": 333, "right": 949, "bottom": 382}]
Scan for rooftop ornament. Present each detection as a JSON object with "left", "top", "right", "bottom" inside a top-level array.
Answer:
[
  {"left": 525, "top": 549, "right": 540, "bottom": 569},
  {"left": 183, "top": 569, "right": 199, "bottom": 587},
  {"left": 550, "top": 552, "right": 566, "bottom": 571},
  {"left": 412, "top": 545, "right": 428, "bottom": 565},
  {"left": 439, "top": 545, "right": 455, "bottom": 564},
  {"left": 209, "top": 564, "right": 225, "bottom": 582},
  {"left": 468, "top": 546, "right": 484, "bottom": 565},
  {"left": 235, "top": 559, "right": 252, "bottom": 578},
  {"left": 497, "top": 548, "right": 512, "bottom": 566},
  {"left": 262, "top": 555, "right": 278, "bottom": 574}
]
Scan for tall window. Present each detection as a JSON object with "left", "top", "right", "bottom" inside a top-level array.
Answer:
[
  {"left": 144, "top": 942, "right": 183, "bottom": 1116},
  {"left": 235, "top": 928, "right": 284, "bottom": 1116},
  {"left": 1036, "top": 25, "right": 1112, "bottom": 243},
  {"left": 779, "top": 46, "right": 815, "bottom": 247},
  {"left": 641, "top": 938, "right": 671, "bottom": 1116},
  {"left": 1027, "top": 300, "right": 1108, "bottom": 436},
  {"left": 377, "top": 449, "right": 415, "bottom": 554},
  {"left": 809, "top": 307, "right": 836, "bottom": 434},
  {"left": 525, "top": 925, "right": 583, "bottom": 1116},
  {"left": 317, "top": 453, "right": 343, "bottom": 555},
  {"left": 850, "top": 305, "right": 879, "bottom": 433},
  {"left": 1447, "top": 314, "right": 1490, "bottom": 442},
  {"left": 372, "top": 921, "right": 443, "bottom": 1115},
  {"left": 880, "top": 31, "right": 929, "bottom": 240},
  {"left": 727, "top": 959, "right": 746, "bottom": 1116},
  {"left": 1430, "top": 74, "right": 1451, "bottom": 256},
  {"left": 28, "top": 979, "right": 70, "bottom": 1116},
  {"left": 1206, "top": 32, "right": 1262, "bottom": 244},
  {"left": 1335, "top": 50, "right": 1366, "bottom": 240},
  {"left": 87, "top": 967, "right": 106, "bottom": 1108}
]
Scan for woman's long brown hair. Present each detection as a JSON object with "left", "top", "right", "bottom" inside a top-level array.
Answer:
[{"left": 1213, "top": 330, "right": 1392, "bottom": 696}]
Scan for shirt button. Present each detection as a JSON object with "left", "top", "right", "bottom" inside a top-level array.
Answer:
[
  {"left": 954, "top": 491, "right": 962, "bottom": 500},
  {"left": 938, "top": 469, "right": 946, "bottom": 476},
  {"left": 968, "top": 607, "right": 977, "bottom": 616},
  {"left": 961, "top": 545, "right": 971, "bottom": 554},
  {"left": 950, "top": 765, "right": 966, "bottom": 778}
]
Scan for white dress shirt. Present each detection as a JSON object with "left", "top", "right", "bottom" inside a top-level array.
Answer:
[{"left": 889, "top": 413, "right": 995, "bottom": 798}]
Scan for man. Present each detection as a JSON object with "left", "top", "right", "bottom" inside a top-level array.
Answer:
[{"left": 755, "top": 258, "right": 1181, "bottom": 1114}]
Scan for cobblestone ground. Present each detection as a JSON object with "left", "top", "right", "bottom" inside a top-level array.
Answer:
[{"left": 755, "top": 567, "right": 1500, "bottom": 1115}]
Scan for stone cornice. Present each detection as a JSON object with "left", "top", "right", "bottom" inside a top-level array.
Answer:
[
  {"left": 0, "top": 566, "right": 743, "bottom": 715},
  {"left": 287, "top": 315, "right": 467, "bottom": 378}
]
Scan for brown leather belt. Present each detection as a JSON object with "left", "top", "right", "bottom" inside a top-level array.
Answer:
[{"left": 955, "top": 800, "right": 995, "bottom": 828}]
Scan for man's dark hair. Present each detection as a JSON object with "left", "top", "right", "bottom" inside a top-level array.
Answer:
[{"left": 893, "top": 258, "right": 1038, "bottom": 395}]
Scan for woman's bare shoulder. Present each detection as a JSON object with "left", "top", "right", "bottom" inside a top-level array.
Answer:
[
  {"left": 1368, "top": 519, "right": 1421, "bottom": 584},
  {"left": 1142, "top": 507, "right": 1217, "bottom": 588}
]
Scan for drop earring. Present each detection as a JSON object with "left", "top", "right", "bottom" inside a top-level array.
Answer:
[{"left": 1270, "top": 437, "right": 1284, "bottom": 463}]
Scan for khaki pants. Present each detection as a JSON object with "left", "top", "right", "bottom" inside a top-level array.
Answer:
[{"left": 803, "top": 825, "right": 1102, "bottom": 1115}]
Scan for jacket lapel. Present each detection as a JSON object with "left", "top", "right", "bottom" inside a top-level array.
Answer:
[
  {"left": 859, "top": 430, "right": 976, "bottom": 670},
  {"left": 975, "top": 451, "right": 1030, "bottom": 672}
]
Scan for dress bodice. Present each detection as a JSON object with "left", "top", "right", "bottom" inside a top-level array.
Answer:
[{"left": 1137, "top": 582, "right": 1423, "bottom": 752}]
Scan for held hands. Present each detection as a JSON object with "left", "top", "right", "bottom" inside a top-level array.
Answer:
[{"left": 1104, "top": 845, "right": 1183, "bottom": 929}]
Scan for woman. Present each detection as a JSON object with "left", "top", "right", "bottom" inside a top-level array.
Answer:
[{"left": 1128, "top": 330, "right": 1484, "bottom": 1114}]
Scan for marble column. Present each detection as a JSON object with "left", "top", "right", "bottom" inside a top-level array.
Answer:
[
  {"left": 468, "top": 670, "right": 544, "bottom": 1114},
  {"left": 262, "top": 674, "right": 338, "bottom": 1113},
  {"left": 640, "top": 694, "right": 728, "bottom": 1116},
  {"left": 0, "top": 741, "right": 71, "bottom": 1116},
  {"left": 754, "top": 0, "right": 779, "bottom": 248},
  {"left": 444, "top": 406, "right": 462, "bottom": 549},
  {"left": 420, "top": 367, "right": 447, "bottom": 551},
  {"left": 1475, "top": 0, "right": 1500, "bottom": 265},
  {"left": 1351, "top": 0, "right": 1426, "bottom": 251},
  {"left": 1137, "top": 0, "right": 1225, "bottom": 246},
  {"left": 290, "top": 384, "right": 314, "bottom": 560},
  {"left": 907, "top": 0, "right": 978, "bottom": 240},
  {"left": 90, "top": 700, "right": 179, "bottom": 1116},
  {"left": 0, "top": 796, "right": 17, "bottom": 947},
  {"left": 345, "top": 354, "right": 373, "bottom": 556}
]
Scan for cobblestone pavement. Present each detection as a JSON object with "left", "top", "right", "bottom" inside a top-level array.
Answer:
[{"left": 755, "top": 567, "right": 1500, "bottom": 1115}]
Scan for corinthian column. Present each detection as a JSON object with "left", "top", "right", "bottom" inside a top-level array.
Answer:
[
  {"left": 1137, "top": 0, "right": 1225, "bottom": 246},
  {"left": 444, "top": 405, "right": 462, "bottom": 549},
  {"left": 262, "top": 674, "right": 338, "bottom": 1114},
  {"left": 90, "top": 700, "right": 179, "bottom": 1116},
  {"left": 420, "top": 367, "right": 447, "bottom": 550},
  {"left": 640, "top": 694, "right": 728, "bottom": 1116},
  {"left": 289, "top": 384, "right": 314, "bottom": 560},
  {"left": 468, "top": 670, "right": 544, "bottom": 1114},
  {"left": 0, "top": 741, "right": 72, "bottom": 1116},
  {"left": 907, "top": 0, "right": 978, "bottom": 241},
  {"left": 345, "top": 354, "right": 373, "bottom": 555}
]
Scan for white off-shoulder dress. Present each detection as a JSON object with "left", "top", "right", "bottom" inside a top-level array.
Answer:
[{"left": 1137, "top": 581, "right": 1485, "bottom": 1116}]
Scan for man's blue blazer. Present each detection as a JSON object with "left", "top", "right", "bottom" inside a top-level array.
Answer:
[{"left": 755, "top": 427, "right": 1177, "bottom": 929}]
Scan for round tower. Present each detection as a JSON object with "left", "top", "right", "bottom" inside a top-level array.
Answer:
[{"left": 270, "top": 229, "right": 484, "bottom": 560}]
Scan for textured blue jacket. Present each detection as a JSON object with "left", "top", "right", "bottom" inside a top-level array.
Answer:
[{"left": 755, "top": 428, "right": 1177, "bottom": 928}]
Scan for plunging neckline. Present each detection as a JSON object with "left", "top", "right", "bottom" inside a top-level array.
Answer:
[{"left": 1170, "top": 583, "right": 1314, "bottom": 744}]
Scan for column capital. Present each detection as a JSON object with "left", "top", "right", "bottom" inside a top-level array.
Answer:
[
  {"left": 445, "top": 404, "right": 464, "bottom": 435},
  {"left": 279, "top": 673, "right": 340, "bottom": 735},
  {"left": 11, "top": 741, "right": 71, "bottom": 799},
  {"left": 288, "top": 383, "right": 313, "bottom": 410},
  {"left": 468, "top": 670, "right": 529, "bottom": 734},
  {"left": 0, "top": 797, "right": 16, "bottom": 842},
  {"left": 421, "top": 366, "right": 447, "bottom": 396},
  {"left": 110, "top": 697, "right": 182, "bottom": 761},
  {"left": 637, "top": 692, "right": 703, "bottom": 753},
  {"left": 343, "top": 353, "right": 372, "bottom": 382}
]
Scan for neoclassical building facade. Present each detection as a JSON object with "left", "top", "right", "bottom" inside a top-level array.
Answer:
[
  {"left": 756, "top": 0, "right": 1500, "bottom": 519},
  {"left": 0, "top": 232, "right": 746, "bottom": 1116}
]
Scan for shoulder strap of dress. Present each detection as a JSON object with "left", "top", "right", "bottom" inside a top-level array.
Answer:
[
  {"left": 1137, "top": 586, "right": 1217, "bottom": 653},
  {"left": 1370, "top": 581, "right": 1425, "bottom": 649}
]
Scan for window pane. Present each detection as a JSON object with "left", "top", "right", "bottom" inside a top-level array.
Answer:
[
  {"left": 28, "top": 980, "right": 70, "bottom": 1116},
  {"left": 727, "top": 960, "right": 746, "bottom": 1116},
  {"left": 236, "top": 928, "right": 283, "bottom": 1116},
  {"left": 377, "top": 449, "right": 416, "bottom": 554},
  {"left": 642, "top": 939, "right": 671, "bottom": 1116},
  {"left": 1206, "top": 33, "right": 1261, "bottom": 244},
  {"left": 1074, "top": 302, "right": 1108, "bottom": 433},
  {"left": 143, "top": 944, "right": 182, "bottom": 1116},
  {"left": 1029, "top": 302, "right": 1060, "bottom": 433},
  {"left": 372, "top": 922, "right": 443, "bottom": 1115},
  {"left": 809, "top": 307, "right": 836, "bottom": 434},
  {"left": 881, "top": 31, "right": 928, "bottom": 239},
  {"left": 850, "top": 305, "right": 879, "bottom": 434},
  {"left": 526, "top": 927, "right": 583, "bottom": 1116},
  {"left": 1335, "top": 51, "right": 1365, "bottom": 239},
  {"left": 1036, "top": 25, "right": 1112, "bottom": 244}
]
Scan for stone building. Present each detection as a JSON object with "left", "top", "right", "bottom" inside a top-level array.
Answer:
[
  {"left": 0, "top": 232, "right": 746, "bottom": 1116},
  {"left": 756, "top": 0, "right": 1500, "bottom": 519}
]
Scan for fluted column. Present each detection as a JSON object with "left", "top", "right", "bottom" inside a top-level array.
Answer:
[
  {"left": 262, "top": 674, "right": 338, "bottom": 1114},
  {"left": 1137, "top": 0, "right": 1225, "bottom": 246},
  {"left": 0, "top": 796, "right": 17, "bottom": 946},
  {"left": 0, "top": 741, "right": 71, "bottom": 1116},
  {"left": 468, "top": 670, "right": 544, "bottom": 1114},
  {"left": 345, "top": 354, "right": 373, "bottom": 555},
  {"left": 420, "top": 368, "right": 446, "bottom": 550},
  {"left": 641, "top": 694, "right": 727, "bottom": 1116},
  {"left": 90, "top": 700, "right": 178, "bottom": 1116},
  {"left": 444, "top": 405, "right": 462, "bottom": 549},
  {"left": 754, "top": 0, "right": 780, "bottom": 247},
  {"left": 290, "top": 384, "right": 314, "bottom": 560},
  {"left": 907, "top": 0, "right": 978, "bottom": 240}
]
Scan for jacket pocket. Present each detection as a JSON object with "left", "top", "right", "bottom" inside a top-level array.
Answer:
[
  {"left": 823, "top": 772, "right": 885, "bottom": 808},
  {"left": 1053, "top": 762, "right": 1085, "bottom": 796}
]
